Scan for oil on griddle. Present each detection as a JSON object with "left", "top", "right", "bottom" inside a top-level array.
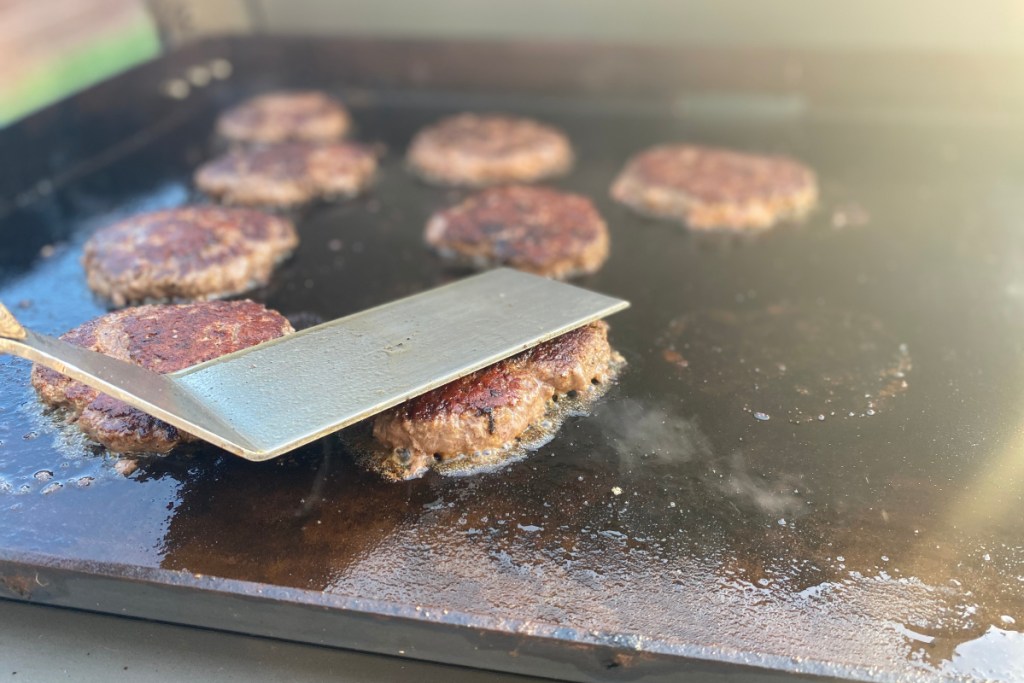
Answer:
[{"left": 1, "top": 38, "right": 1024, "bottom": 682}]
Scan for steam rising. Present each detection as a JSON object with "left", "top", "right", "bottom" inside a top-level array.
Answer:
[
  {"left": 714, "top": 451, "right": 804, "bottom": 517},
  {"left": 595, "top": 398, "right": 712, "bottom": 465},
  {"left": 594, "top": 398, "right": 805, "bottom": 517}
]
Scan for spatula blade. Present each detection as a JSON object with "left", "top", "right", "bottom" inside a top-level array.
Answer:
[{"left": 169, "top": 269, "right": 628, "bottom": 460}]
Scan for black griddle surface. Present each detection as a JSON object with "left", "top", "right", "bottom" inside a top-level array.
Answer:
[{"left": 1, "top": 37, "right": 1024, "bottom": 683}]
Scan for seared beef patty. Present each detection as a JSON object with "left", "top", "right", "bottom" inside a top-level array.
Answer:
[
  {"left": 425, "top": 185, "right": 609, "bottom": 278},
  {"left": 31, "top": 301, "right": 294, "bottom": 453},
  {"left": 406, "top": 113, "right": 573, "bottom": 187},
  {"left": 216, "top": 91, "right": 351, "bottom": 144},
  {"left": 83, "top": 207, "right": 298, "bottom": 306},
  {"left": 372, "top": 321, "right": 619, "bottom": 479},
  {"left": 195, "top": 142, "right": 377, "bottom": 206},
  {"left": 611, "top": 144, "right": 817, "bottom": 231}
]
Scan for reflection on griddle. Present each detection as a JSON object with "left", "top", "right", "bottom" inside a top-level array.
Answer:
[
  {"left": 157, "top": 440, "right": 434, "bottom": 588},
  {"left": 659, "top": 304, "right": 911, "bottom": 423},
  {"left": 140, "top": 392, "right": 1015, "bottom": 673},
  {"left": 2, "top": 52, "right": 1024, "bottom": 678}
]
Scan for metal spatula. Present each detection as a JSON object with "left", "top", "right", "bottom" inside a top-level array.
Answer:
[{"left": 0, "top": 269, "right": 628, "bottom": 461}]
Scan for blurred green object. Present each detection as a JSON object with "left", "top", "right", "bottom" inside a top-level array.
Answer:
[{"left": 0, "top": 15, "right": 160, "bottom": 126}]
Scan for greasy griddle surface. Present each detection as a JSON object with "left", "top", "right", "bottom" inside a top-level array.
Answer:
[{"left": 2, "top": 40, "right": 1024, "bottom": 682}]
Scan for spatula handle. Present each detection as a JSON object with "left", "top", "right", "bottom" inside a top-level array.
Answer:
[{"left": 0, "top": 302, "right": 26, "bottom": 340}]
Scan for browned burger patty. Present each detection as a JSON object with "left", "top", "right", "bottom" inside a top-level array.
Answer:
[
  {"left": 82, "top": 207, "right": 298, "bottom": 307},
  {"left": 406, "top": 113, "right": 573, "bottom": 187},
  {"left": 425, "top": 185, "right": 609, "bottom": 278},
  {"left": 216, "top": 91, "right": 351, "bottom": 144},
  {"left": 610, "top": 144, "right": 817, "bottom": 231},
  {"left": 195, "top": 142, "right": 377, "bottom": 206},
  {"left": 372, "top": 321, "right": 619, "bottom": 479},
  {"left": 31, "top": 301, "right": 294, "bottom": 453}
]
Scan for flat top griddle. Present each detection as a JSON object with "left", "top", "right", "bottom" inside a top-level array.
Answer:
[{"left": 1, "top": 36, "right": 1024, "bottom": 683}]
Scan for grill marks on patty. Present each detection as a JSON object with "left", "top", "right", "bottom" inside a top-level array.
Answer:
[
  {"left": 407, "top": 113, "right": 573, "bottom": 187},
  {"left": 31, "top": 301, "right": 294, "bottom": 454},
  {"left": 611, "top": 144, "right": 817, "bottom": 231},
  {"left": 216, "top": 91, "right": 351, "bottom": 144},
  {"left": 425, "top": 185, "right": 609, "bottom": 278},
  {"left": 371, "top": 321, "right": 620, "bottom": 479},
  {"left": 83, "top": 207, "right": 298, "bottom": 306},
  {"left": 195, "top": 142, "right": 378, "bottom": 206}
]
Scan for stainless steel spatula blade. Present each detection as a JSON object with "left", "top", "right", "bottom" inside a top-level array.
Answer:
[{"left": 0, "top": 269, "right": 628, "bottom": 461}]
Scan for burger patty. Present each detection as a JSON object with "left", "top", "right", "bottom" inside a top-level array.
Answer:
[
  {"left": 425, "top": 185, "right": 609, "bottom": 278},
  {"left": 31, "top": 301, "right": 294, "bottom": 454},
  {"left": 372, "top": 321, "right": 619, "bottom": 479},
  {"left": 195, "top": 142, "right": 377, "bottom": 206},
  {"left": 406, "top": 113, "right": 573, "bottom": 187},
  {"left": 216, "top": 91, "right": 351, "bottom": 144},
  {"left": 611, "top": 144, "right": 818, "bottom": 231},
  {"left": 82, "top": 207, "right": 298, "bottom": 307}
]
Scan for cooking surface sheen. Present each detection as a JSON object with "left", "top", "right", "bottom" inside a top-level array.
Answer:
[{"left": 1, "top": 37, "right": 1023, "bottom": 683}]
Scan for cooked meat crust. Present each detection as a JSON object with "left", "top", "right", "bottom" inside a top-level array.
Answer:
[
  {"left": 82, "top": 207, "right": 298, "bottom": 306},
  {"left": 407, "top": 113, "right": 573, "bottom": 187},
  {"left": 611, "top": 144, "right": 817, "bottom": 231},
  {"left": 195, "top": 142, "right": 377, "bottom": 206},
  {"left": 216, "top": 91, "right": 351, "bottom": 144},
  {"left": 425, "top": 185, "right": 609, "bottom": 278},
  {"left": 372, "top": 321, "right": 617, "bottom": 477},
  {"left": 31, "top": 301, "right": 294, "bottom": 453}
]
